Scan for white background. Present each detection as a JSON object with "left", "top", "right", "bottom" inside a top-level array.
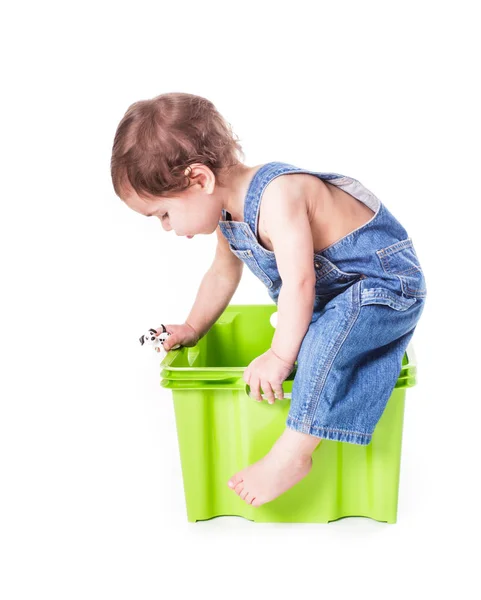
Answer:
[{"left": 1, "top": 1, "right": 479, "bottom": 598}]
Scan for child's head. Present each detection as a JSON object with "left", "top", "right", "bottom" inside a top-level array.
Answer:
[{"left": 111, "top": 92, "right": 245, "bottom": 236}]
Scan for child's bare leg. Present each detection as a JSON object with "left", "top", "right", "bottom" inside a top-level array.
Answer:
[{"left": 227, "top": 427, "right": 321, "bottom": 507}]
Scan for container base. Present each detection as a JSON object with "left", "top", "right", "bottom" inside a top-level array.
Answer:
[{"left": 173, "top": 387, "right": 406, "bottom": 525}]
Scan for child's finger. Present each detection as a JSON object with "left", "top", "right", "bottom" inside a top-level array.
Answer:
[
  {"left": 249, "top": 378, "right": 262, "bottom": 401},
  {"left": 260, "top": 380, "right": 275, "bottom": 404},
  {"left": 272, "top": 385, "right": 284, "bottom": 400},
  {"left": 163, "top": 338, "right": 181, "bottom": 351},
  {"left": 163, "top": 339, "right": 174, "bottom": 351}
]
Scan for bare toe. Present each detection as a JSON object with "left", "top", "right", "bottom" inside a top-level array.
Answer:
[
  {"left": 234, "top": 481, "right": 244, "bottom": 496},
  {"left": 228, "top": 473, "right": 243, "bottom": 490},
  {"left": 244, "top": 492, "right": 254, "bottom": 504}
]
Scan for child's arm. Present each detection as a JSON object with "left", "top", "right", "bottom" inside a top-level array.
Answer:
[
  {"left": 263, "top": 182, "right": 316, "bottom": 365},
  {"left": 184, "top": 225, "right": 244, "bottom": 340},
  {"left": 272, "top": 281, "right": 315, "bottom": 365}
]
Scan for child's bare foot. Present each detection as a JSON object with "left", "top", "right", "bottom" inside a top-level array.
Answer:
[{"left": 227, "top": 427, "right": 320, "bottom": 507}]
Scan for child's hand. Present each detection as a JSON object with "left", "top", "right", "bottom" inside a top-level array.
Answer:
[
  {"left": 157, "top": 322, "right": 200, "bottom": 352},
  {"left": 243, "top": 349, "right": 294, "bottom": 404}
]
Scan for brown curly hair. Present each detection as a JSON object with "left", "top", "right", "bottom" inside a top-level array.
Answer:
[{"left": 110, "top": 92, "right": 245, "bottom": 200}]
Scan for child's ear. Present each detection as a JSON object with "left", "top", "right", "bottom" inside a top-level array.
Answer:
[{"left": 184, "top": 164, "right": 213, "bottom": 192}]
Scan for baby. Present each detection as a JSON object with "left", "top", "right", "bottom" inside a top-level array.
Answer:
[{"left": 111, "top": 92, "right": 427, "bottom": 508}]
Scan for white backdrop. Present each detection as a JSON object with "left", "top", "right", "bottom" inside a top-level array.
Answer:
[{"left": 1, "top": 1, "right": 479, "bottom": 598}]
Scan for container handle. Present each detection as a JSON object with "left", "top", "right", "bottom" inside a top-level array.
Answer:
[
  {"left": 245, "top": 384, "right": 292, "bottom": 400},
  {"left": 245, "top": 369, "right": 296, "bottom": 400},
  {"left": 403, "top": 343, "right": 417, "bottom": 372}
]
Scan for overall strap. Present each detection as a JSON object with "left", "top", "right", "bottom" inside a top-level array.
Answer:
[
  {"left": 243, "top": 162, "right": 345, "bottom": 241},
  {"left": 243, "top": 163, "right": 291, "bottom": 239}
]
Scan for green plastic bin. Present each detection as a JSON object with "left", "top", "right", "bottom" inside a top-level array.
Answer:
[{"left": 160, "top": 304, "right": 417, "bottom": 524}]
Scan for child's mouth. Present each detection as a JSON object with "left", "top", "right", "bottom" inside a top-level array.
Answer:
[{"left": 187, "top": 235, "right": 194, "bottom": 239}]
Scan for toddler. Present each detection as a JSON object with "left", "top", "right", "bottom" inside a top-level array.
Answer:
[{"left": 111, "top": 92, "right": 427, "bottom": 508}]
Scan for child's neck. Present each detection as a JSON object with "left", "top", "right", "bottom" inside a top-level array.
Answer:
[{"left": 222, "top": 163, "right": 264, "bottom": 222}]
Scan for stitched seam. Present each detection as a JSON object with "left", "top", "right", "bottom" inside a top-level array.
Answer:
[
  {"left": 400, "top": 276, "right": 426, "bottom": 297},
  {"left": 362, "top": 291, "right": 413, "bottom": 304},
  {"left": 287, "top": 416, "right": 372, "bottom": 437},
  {"left": 361, "top": 287, "right": 415, "bottom": 301},
  {"left": 361, "top": 294, "right": 414, "bottom": 310},
  {"left": 381, "top": 253, "right": 421, "bottom": 274},
  {"left": 241, "top": 226, "right": 277, "bottom": 256},
  {"left": 378, "top": 253, "right": 419, "bottom": 277},
  {"left": 315, "top": 266, "right": 336, "bottom": 279},
  {"left": 231, "top": 236, "right": 275, "bottom": 254},
  {"left": 378, "top": 253, "right": 390, "bottom": 276},
  {"left": 401, "top": 277, "right": 425, "bottom": 291},
  {"left": 230, "top": 229, "right": 277, "bottom": 256},
  {"left": 316, "top": 195, "right": 383, "bottom": 255},
  {"left": 395, "top": 265, "right": 422, "bottom": 276},
  {"left": 376, "top": 237, "right": 413, "bottom": 257},
  {"left": 316, "top": 267, "right": 363, "bottom": 281},
  {"left": 231, "top": 249, "right": 274, "bottom": 288},
  {"left": 248, "top": 166, "right": 287, "bottom": 239},
  {"left": 305, "top": 281, "right": 362, "bottom": 425}
]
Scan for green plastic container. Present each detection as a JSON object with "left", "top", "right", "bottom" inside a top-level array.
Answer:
[{"left": 160, "top": 304, "right": 417, "bottom": 524}]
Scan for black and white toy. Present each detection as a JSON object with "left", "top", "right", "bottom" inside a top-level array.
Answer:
[{"left": 139, "top": 324, "right": 180, "bottom": 357}]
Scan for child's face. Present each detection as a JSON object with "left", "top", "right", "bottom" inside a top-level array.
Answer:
[{"left": 121, "top": 166, "right": 220, "bottom": 237}]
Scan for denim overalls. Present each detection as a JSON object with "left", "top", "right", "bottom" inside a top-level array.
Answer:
[{"left": 218, "top": 162, "right": 427, "bottom": 445}]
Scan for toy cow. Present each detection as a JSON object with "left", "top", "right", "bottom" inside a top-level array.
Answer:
[{"left": 139, "top": 324, "right": 181, "bottom": 357}]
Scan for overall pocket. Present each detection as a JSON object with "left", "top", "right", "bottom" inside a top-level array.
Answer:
[
  {"left": 360, "top": 287, "right": 417, "bottom": 311},
  {"left": 313, "top": 258, "right": 363, "bottom": 300},
  {"left": 229, "top": 248, "right": 274, "bottom": 288},
  {"left": 376, "top": 238, "right": 427, "bottom": 299}
]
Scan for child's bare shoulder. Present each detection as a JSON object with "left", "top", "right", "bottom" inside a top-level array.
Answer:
[
  {"left": 258, "top": 172, "right": 326, "bottom": 251},
  {"left": 259, "top": 170, "right": 376, "bottom": 255}
]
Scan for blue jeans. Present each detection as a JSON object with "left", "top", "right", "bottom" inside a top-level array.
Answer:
[{"left": 218, "top": 163, "right": 427, "bottom": 445}]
